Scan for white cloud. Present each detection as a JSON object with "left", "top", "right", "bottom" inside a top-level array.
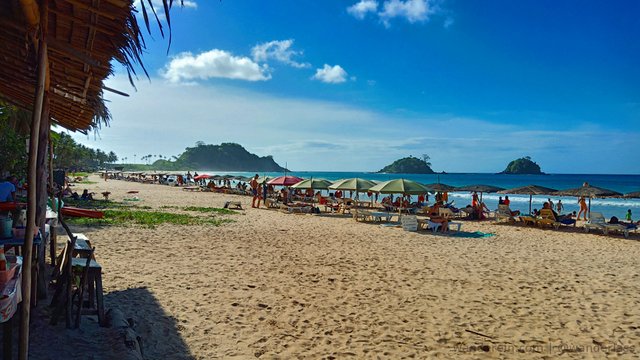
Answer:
[
  {"left": 444, "top": 17, "right": 454, "bottom": 28},
  {"left": 312, "top": 64, "right": 348, "bottom": 84},
  {"left": 251, "top": 40, "right": 310, "bottom": 68},
  {"left": 182, "top": 0, "right": 197, "bottom": 9},
  {"left": 347, "top": 0, "right": 378, "bottom": 20},
  {"left": 379, "top": 0, "right": 434, "bottom": 25},
  {"left": 348, "top": 0, "right": 438, "bottom": 26},
  {"left": 74, "top": 74, "right": 640, "bottom": 174},
  {"left": 162, "top": 49, "right": 271, "bottom": 83}
]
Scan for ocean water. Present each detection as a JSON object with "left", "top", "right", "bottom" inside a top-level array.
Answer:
[{"left": 200, "top": 170, "right": 640, "bottom": 220}]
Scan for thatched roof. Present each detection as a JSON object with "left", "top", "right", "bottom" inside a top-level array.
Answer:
[
  {"left": 553, "top": 184, "right": 622, "bottom": 198},
  {"left": 0, "top": 0, "right": 176, "bottom": 131},
  {"left": 455, "top": 184, "right": 505, "bottom": 193},
  {"left": 497, "top": 184, "right": 558, "bottom": 196}
]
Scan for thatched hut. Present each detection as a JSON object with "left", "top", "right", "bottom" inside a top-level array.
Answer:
[{"left": 0, "top": 1, "right": 179, "bottom": 358}]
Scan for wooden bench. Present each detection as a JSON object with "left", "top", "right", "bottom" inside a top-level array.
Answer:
[{"left": 71, "top": 257, "right": 105, "bottom": 327}]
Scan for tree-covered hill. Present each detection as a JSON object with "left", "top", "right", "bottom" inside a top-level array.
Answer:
[
  {"left": 500, "top": 156, "right": 544, "bottom": 174},
  {"left": 377, "top": 155, "right": 435, "bottom": 174},
  {"left": 152, "top": 142, "right": 286, "bottom": 172}
]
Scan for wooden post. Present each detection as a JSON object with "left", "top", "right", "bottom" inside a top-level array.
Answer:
[
  {"left": 20, "top": 0, "right": 48, "bottom": 358},
  {"left": 35, "top": 96, "right": 50, "bottom": 302}
]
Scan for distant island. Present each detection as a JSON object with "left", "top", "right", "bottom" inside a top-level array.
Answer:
[
  {"left": 499, "top": 156, "right": 544, "bottom": 174},
  {"left": 147, "top": 142, "right": 287, "bottom": 172},
  {"left": 378, "top": 155, "right": 435, "bottom": 174}
]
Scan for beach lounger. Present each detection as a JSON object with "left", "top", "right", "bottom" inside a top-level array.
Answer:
[
  {"left": 353, "top": 209, "right": 374, "bottom": 222},
  {"left": 495, "top": 204, "right": 517, "bottom": 223},
  {"left": 417, "top": 219, "right": 441, "bottom": 233},
  {"left": 584, "top": 212, "right": 607, "bottom": 233},
  {"left": 401, "top": 215, "right": 418, "bottom": 231}
]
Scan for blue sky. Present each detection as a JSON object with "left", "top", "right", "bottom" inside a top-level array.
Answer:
[{"left": 72, "top": 0, "right": 640, "bottom": 173}]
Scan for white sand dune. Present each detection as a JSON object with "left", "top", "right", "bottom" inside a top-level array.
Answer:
[{"left": 29, "top": 176, "right": 640, "bottom": 359}]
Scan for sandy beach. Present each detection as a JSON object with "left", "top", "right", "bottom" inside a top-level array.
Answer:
[{"left": 29, "top": 176, "right": 640, "bottom": 359}]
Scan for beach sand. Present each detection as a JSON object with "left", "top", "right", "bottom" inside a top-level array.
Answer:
[{"left": 29, "top": 176, "right": 640, "bottom": 359}]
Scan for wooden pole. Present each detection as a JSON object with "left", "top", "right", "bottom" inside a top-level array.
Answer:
[
  {"left": 20, "top": 0, "right": 48, "bottom": 358},
  {"left": 35, "top": 96, "right": 50, "bottom": 301}
]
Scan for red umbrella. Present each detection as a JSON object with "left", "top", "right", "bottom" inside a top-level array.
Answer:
[
  {"left": 194, "top": 174, "right": 212, "bottom": 181},
  {"left": 267, "top": 176, "right": 304, "bottom": 186}
]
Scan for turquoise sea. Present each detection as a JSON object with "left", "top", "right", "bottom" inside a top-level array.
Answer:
[{"left": 201, "top": 171, "right": 640, "bottom": 220}]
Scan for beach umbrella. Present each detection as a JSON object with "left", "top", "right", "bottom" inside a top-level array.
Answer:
[
  {"left": 423, "top": 183, "right": 455, "bottom": 192},
  {"left": 328, "top": 178, "right": 377, "bottom": 192},
  {"left": 234, "top": 176, "right": 251, "bottom": 182},
  {"left": 624, "top": 191, "right": 640, "bottom": 198},
  {"left": 256, "top": 176, "right": 272, "bottom": 184},
  {"left": 193, "top": 174, "right": 211, "bottom": 181},
  {"left": 498, "top": 185, "right": 558, "bottom": 214},
  {"left": 553, "top": 184, "right": 622, "bottom": 215},
  {"left": 268, "top": 175, "right": 304, "bottom": 186},
  {"left": 222, "top": 174, "right": 235, "bottom": 179},
  {"left": 369, "top": 179, "right": 430, "bottom": 195},
  {"left": 456, "top": 184, "right": 505, "bottom": 202},
  {"left": 291, "top": 178, "right": 332, "bottom": 190}
]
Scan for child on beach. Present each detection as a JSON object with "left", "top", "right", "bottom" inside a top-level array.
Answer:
[{"left": 626, "top": 209, "right": 632, "bottom": 222}]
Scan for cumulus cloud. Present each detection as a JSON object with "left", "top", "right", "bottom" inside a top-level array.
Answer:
[
  {"left": 347, "top": 0, "right": 378, "bottom": 20},
  {"left": 162, "top": 49, "right": 271, "bottom": 83},
  {"left": 379, "top": 0, "right": 434, "bottom": 25},
  {"left": 182, "top": 0, "right": 197, "bottom": 9},
  {"left": 251, "top": 39, "right": 310, "bottom": 68},
  {"left": 312, "top": 64, "right": 348, "bottom": 84},
  {"left": 348, "top": 0, "right": 438, "bottom": 26}
]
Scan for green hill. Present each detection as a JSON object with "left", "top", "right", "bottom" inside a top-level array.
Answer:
[
  {"left": 378, "top": 156, "right": 435, "bottom": 174},
  {"left": 500, "top": 156, "right": 544, "bottom": 174},
  {"left": 148, "top": 142, "right": 286, "bottom": 172}
]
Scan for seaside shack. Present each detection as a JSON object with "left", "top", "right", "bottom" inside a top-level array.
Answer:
[{"left": 0, "top": 0, "right": 175, "bottom": 358}]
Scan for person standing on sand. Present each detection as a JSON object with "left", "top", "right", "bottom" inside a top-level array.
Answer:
[
  {"left": 547, "top": 198, "right": 555, "bottom": 210},
  {"left": 250, "top": 174, "right": 259, "bottom": 208},
  {"left": 556, "top": 199, "right": 563, "bottom": 213},
  {"left": 577, "top": 196, "right": 588, "bottom": 220}
]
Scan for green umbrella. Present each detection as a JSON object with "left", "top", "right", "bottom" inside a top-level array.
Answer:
[
  {"left": 369, "top": 179, "right": 429, "bottom": 195},
  {"left": 291, "top": 178, "right": 332, "bottom": 190},
  {"left": 328, "top": 178, "right": 377, "bottom": 192}
]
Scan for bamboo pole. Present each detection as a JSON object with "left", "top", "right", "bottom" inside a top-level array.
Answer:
[{"left": 20, "top": 0, "right": 48, "bottom": 358}]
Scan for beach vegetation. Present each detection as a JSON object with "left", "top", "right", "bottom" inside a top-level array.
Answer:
[
  {"left": 183, "top": 206, "right": 237, "bottom": 215},
  {"left": 378, "top": 155, "right": 435, "bottom": 174},
  {"left": 67, "top": 209, "right": 232, "bottom": 228}
]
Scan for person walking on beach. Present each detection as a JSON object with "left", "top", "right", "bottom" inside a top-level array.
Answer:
[
  {"left": 556, "top": 199, "right": 564, "bottom": 213},
  {"left": 547, "top": 198, "right": 555, "bottom": 210},
  {"left": 250, "top": 174, "right": 259, "bottom": 208},
  {"left": 577, "top": 196, "right": 588, "bottom": 221}
]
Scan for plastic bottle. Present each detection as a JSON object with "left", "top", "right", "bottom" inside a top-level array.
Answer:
[{"left": 0, "top": 248, "right": 6, "bottom": 271}]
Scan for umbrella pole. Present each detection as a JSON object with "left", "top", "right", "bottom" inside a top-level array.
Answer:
[
  {"left": 588, "top": 197, "right": 591, "bottom": 219},
  {"left": 529, "top": 194, "right": 532, "bottom": 215}
]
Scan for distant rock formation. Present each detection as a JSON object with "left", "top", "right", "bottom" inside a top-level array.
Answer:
[
  {"left": 500, "top": 156, "right": 544, "bottom": 174},
  {"left": 378, "top": 156, "right": 435, "bottom": 174},
  {"left": 151, "top": 142, "right": 287, "bottom": 172}
]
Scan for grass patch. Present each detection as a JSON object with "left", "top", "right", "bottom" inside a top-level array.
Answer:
[
  {"left": 67, "top": 209, "right": 232, "bottom": 228},
  {"left": 160, "top": 205, "right": 179, "bottom": 209},
  {"left": 183, "top": 206, "right": 237, "bottom": 215},
  {"left": 68, "top": 172, "right": 90, "bottom": 177}
]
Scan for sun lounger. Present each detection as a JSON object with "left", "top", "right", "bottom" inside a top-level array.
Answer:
[
  {"left": 584, "top": 212, "right": 607, "bottom": 233},
  {"left": 353, "top": 210, "right": 374, "bottom": 222},
  {"left": 495, "top": 204, "right": 517, "bottom": 223},
  {"left": 417, "top": 219, "right": 442, "bottom": 233},
  {"left": 400, "top": 215, "right": 418, "bottom": 231}
]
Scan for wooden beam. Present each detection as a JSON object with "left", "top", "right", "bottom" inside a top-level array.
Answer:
[
  {"left": 20, "top": 0, "right": 48, "bottom": 358},
  {"left": 19, "top": 0, "right": 40, "bottom": 28},
  {"left": 47, "top": 36, "right": 102, "bottom": 67}
]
